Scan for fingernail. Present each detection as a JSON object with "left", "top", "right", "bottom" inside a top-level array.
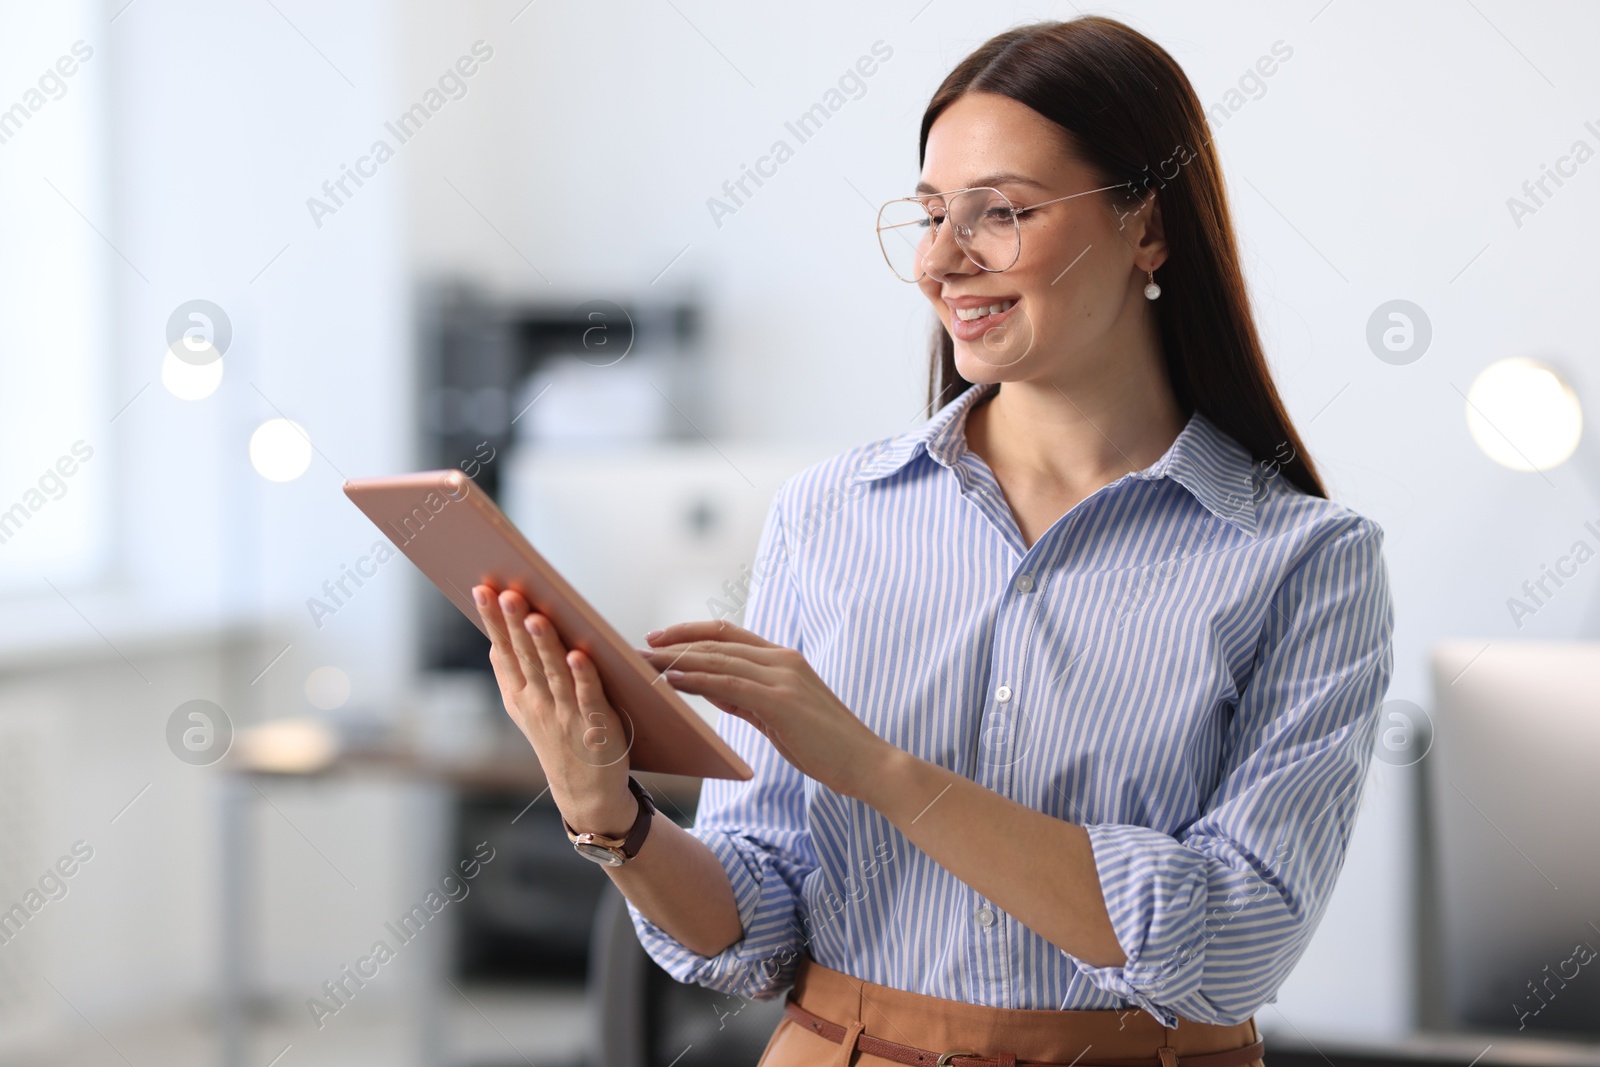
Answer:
[
  {"left": 644, "top": 629, "right": 664, "bottom": 642},
  {"left": 473, "top": 588, "right": 488, "bottom": 607}
]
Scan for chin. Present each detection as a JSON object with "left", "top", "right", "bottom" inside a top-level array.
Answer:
[
  {"left": 950, "top": 347, "right": 1010, "bottom": 385},
  {"left": 947, "top": 312, "right": 1040, "bottom": 379}
]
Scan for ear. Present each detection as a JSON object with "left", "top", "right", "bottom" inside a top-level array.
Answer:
[{"left": 1119, "top": 190, "right": 1168, "bottom": 273}]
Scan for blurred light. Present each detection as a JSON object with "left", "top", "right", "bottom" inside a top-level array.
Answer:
[
  {"left": 161, "top": 345, "right": 224, "bottom": 400},
  {"left": 305, "top": 665, "right": 351, "bottom": 710},
  {"left": 1466, "top": 358, "right": 1581, "bottom": 472},
  {"left": 249, "top": 417, "right": 313, "bottom": 481},
  {"left": 232, "top": 717, "right": 339, "bottom": 774}
]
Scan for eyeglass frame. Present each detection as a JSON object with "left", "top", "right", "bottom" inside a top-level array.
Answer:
[{"left": 875, "top": 181, "right": 1132, "bottom": 283}]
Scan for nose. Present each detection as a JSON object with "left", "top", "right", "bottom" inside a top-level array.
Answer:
[{"left": 920, "top": 216, "right": 976, "bottom": 282}]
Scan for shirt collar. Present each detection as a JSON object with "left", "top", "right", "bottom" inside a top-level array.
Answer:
[{"left": 849, "top": 380, "right": 1261, "bottom": 537}]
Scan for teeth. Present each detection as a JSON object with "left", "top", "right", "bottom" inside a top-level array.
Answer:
[{"left": 955, "top": 299, "right": 1015, "bottom": 321}]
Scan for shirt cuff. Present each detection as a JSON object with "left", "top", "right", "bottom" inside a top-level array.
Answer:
[
  {"left": 1074, "top": 822, "right": 1213, "bottom": 1027},
  {"left": 626, "top": 824, "right": 805, "bottom": 999}
]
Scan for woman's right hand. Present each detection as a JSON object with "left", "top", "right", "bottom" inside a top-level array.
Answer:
[{"left": 473, "top": 583, "right": 638, "bottom": 838}]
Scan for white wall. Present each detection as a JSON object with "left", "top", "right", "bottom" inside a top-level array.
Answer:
[
  {"left": 0, "top": 0, "right": 416, "bottom": 709},
  {"left": 390, "top": 0, "right": 1600, "bottom": 1039}
]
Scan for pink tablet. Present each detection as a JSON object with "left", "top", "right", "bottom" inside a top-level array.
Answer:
[{"left": 344, "top": 470, "right": 753, "bottom": 780}]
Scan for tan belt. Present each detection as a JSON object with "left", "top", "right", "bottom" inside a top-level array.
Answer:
[{"left": 782, "top": 999, "right": 1267, "bottom": 1067}]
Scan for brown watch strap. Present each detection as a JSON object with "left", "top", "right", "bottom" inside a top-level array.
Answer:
[{"left": 563, "top": 777, "right": 656, "bottom": 861}]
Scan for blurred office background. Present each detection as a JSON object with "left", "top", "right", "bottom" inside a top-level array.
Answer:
[{"left": 1, "top": 0, "right": 1598, "bottom": 1064}]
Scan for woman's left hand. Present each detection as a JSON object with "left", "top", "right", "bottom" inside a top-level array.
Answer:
[{"left": 637, "top": 620, "right": 891, "bottom": 798}]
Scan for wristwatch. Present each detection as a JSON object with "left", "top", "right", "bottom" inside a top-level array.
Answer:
[{"left": 562, "top": 777, "right": 656, "bottom": 866}]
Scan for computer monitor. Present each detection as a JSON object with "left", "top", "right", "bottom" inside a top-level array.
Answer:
[{"left": 1426, "top": 640, "right": 1600, "bottom": 1036}]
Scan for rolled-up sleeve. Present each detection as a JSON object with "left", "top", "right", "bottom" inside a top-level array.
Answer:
[
  {"left": 1074, "top": 515, "right": 1395, "bottom": 1026},
  {"left": 627, "top": 484, "right": 818, "bottom": 999}
]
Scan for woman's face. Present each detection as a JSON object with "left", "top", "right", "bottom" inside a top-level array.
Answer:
[{"left": 914, "top": 91, "right": 1161, "bottom": 382}]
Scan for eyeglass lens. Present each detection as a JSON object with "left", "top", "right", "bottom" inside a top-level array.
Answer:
[{"left": 876, "top": 188, "right": 1019, "bottom": 283}]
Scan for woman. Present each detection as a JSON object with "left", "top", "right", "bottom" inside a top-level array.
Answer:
[{"left": 474, "top": 15, "right": 1393, "bottom": 1066}]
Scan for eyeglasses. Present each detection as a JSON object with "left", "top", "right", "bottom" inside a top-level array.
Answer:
[{"left": 875, "top": 183, "right": 1127, "bottom": 283}]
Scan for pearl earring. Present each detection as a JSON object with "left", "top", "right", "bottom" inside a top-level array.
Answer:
[{"left": 1143, "top": 270, "right": 1161, "bottom": 300}]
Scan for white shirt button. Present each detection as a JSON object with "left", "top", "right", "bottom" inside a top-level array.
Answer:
[
  {"left": 1014, "top": 573, "right": 1034, "bottom": 593},
  {"left": 995, "top": 684, "right": 1012, "bottom": 704},
  {"left": 975, "top": 906, "right": 996, "bottom": 928}
]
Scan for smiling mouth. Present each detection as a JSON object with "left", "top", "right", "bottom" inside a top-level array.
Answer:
[{"left": 953, "top": 298, "right": 1017, "bottom": 323}]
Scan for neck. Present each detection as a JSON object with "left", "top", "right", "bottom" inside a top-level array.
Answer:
[{"left": 964, "top": 310, "right": 1184, "bottom": 490}]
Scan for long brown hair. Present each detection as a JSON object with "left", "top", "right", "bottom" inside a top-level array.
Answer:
[{"left": 921, "top": 16, "right": 1325, "bottom": 498}]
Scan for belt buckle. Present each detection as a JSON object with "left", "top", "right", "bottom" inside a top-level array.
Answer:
[{"left": 937, "top": 1053, "right": 977, "bottom": 1066}]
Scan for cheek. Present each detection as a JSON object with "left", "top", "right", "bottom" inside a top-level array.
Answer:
[
  {"left": 1011, "top": 265, "right": 1076, "bottom": 333},
  {"left": 1020, "top": 276, "right": 1097, "bottom": 337},
  {"left": 1020, "top": 227, "right": 1120, "bottom": 320},
  {"left": 1026, "top": 217, "right": 1100, "bottom": 283}
]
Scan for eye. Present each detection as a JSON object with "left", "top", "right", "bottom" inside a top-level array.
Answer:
[{"left": 985, "top": 205, "right": 1020, "bottom": 223}]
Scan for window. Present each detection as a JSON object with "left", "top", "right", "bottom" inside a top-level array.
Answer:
[{"left": 0, "top": 0, "right": 109, "bottom": 590}]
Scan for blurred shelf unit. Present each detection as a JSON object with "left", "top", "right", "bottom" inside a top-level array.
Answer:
[
  {"left": 413, "top": 280, "right": 706, "bottom": 673},
  {"left": 412, "top": 281, "right": 815, "bottom": 998}
]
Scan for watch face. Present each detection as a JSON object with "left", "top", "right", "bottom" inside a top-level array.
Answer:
[{"left": 574, "top": 842, "right": 626, "bottom": 866}]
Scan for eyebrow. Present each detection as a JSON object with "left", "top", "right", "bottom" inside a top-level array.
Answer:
[{"left": 914, "top": 173, "right": 1048, "bottom": 195}]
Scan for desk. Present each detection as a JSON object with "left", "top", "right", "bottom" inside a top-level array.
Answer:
[
  {"left": 1267, "top": 1031, "right": 1600, "bottom": 1067},
  {"left": 217, "top": 739, "right": 702, "bottom": 1067}
]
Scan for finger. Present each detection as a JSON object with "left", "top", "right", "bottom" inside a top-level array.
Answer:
[
  {"left": 642, "top": 636, "right": 789, "bottom": 668},
  {"left": 568, "top": 649, "right": 633, "bottom": 768},
  {"left": 486, "top": 644, "right": 520, "bottom": 714},
  {"left": 661, "top": 667, "right": 772, "bottom": 709},
  {"left": 568, "top": 647, "right": 628, "bottom": 736},
  {"left": 637, "top": 645, "right": 775, "bottom": 683},
  {"left": 474, "top": 584, "right": 527, "bottom": 689},
  {"left": 707, "top": 701, "right": 797, "bottom": 771},
  {"left": 497, "top": 589, "right": 553, "bottom": 699},
  {"left": 567, "top": 648, "right": 612, "bottom": 715},
  {"left": 706, "top": 697, "right": 759, "bottom": 726},
  {"left": 527, "top": 611, "right": 579, "bottom": 711},
  {"left": 645, "top": 619, "right": 774, "bottom": 648}
]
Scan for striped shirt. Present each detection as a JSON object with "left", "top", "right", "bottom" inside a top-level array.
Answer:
[{"left": 628, "top": 379, "right": 1395, "bottom": 1027}]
